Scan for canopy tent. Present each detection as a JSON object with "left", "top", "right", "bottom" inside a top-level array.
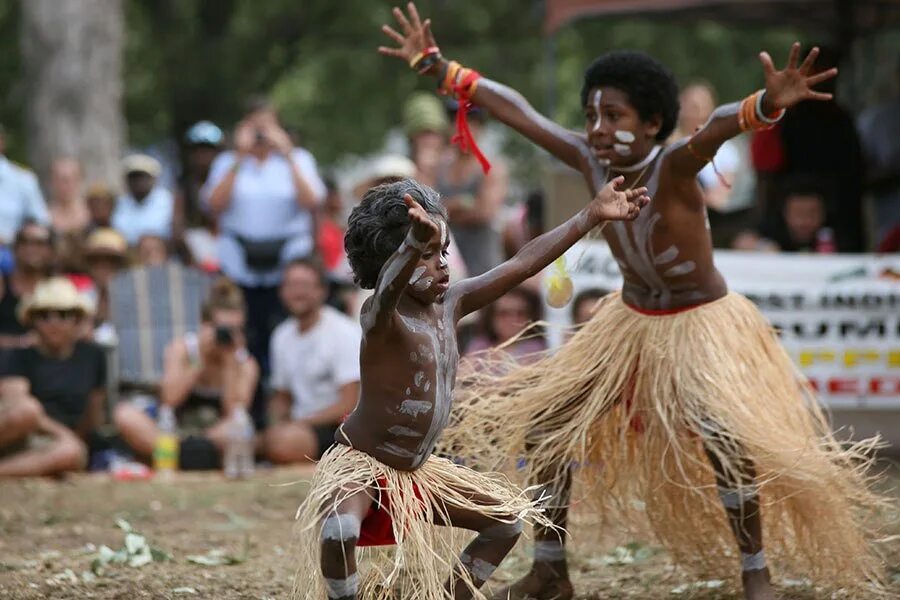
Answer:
[{"left": 544, "top": 0, "right": 900, "bottom": 46}]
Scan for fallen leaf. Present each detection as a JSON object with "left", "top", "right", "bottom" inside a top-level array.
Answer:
[{"left": 173, "top": 587, "right": 198, "bottom": 595}]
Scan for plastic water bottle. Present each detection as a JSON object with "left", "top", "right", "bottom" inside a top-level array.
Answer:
[
  {"left": 815, "top": 227, "right": 836, "bottom": 254},
  {"left": 224, "top": 407, "right": 255, "bottom": 479},
  {"left": 153, "top": 405, "right": 179, "bottom": 477}
]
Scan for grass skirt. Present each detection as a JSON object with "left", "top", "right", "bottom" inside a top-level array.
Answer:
[
  {"left": 293, "top": 444, "right": 553, "bottom": 599},
  {"left": 443, "top": 291, "right": 889, "bottom": 590}
]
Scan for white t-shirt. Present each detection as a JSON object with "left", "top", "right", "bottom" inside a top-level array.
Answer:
[{"left": 270, "top": 306, "right": 361, "bottom": 420}]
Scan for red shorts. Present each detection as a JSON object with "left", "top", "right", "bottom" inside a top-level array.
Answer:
[{"left": 357, "top": 477, "right": 424, "bottom": 547}]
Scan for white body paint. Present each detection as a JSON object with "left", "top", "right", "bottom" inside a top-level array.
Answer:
[
  {"left": 591, "top": 90, "right": 602, "bottom": 133},
  {"left": 399, "top": 399, "right": 431, "bottom": 417},
  {"left": 609, "top": 150, "right": 713, "bottom": 309},
  {"left": 387, "top": 425, "right": 423, "bottom": 438},
  {"left": 460, "top": 553, "right": 498, "bottom": 582},
  {"left": 325, "top": 573, "right": 360, "bottom": 599},
  {"left": 717, "top": 483, "right": 759, "bottom": 510},
  {"left": 613, "top": 143, "right": 632, "bottom": 156},
  {"left": 533, "top": 540, "right": 566, "bottom": 562},
  {"left": 321, "top": 514, "right": 361, "bottom": 541},
  {"left": 741, "top": 550, "right": 766, "bottom": 572}
]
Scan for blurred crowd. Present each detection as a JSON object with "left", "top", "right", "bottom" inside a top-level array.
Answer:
[{"left": 0, "top": 51, "right": 897, "bottom": 478}]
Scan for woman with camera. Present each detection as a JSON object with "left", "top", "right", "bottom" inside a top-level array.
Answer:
[
  {"left": 113, "top": 279, "right": 260, "bottom": 470},
  {"left": 201, "top": 98, "right": 326, "bottom": 376}
]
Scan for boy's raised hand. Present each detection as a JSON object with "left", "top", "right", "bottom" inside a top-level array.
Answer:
[
  {"left": 404, "top": 194, "right": 439, "bottom": 244},
  {"left": 379, "top": 3, "right": 437, "bottom": 64},
  {"left": 759, "top": 42, "right": 838, "bottom": 111},
  {"left": 589, "top": 176, "right": 650, "bottom": 223}
]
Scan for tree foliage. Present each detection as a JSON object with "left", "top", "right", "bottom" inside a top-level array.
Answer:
[{"left": 4, "top": 0, "right": 895, "bottom": 182}]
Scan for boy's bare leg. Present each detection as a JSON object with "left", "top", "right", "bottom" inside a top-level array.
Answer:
[
  {"left": 436, "top": 490, "right": 525, "bottom": 600},
  {"left": 319, "top": 485, "right": 373, "bottom": 600},
  {"left": 0, "top": 415, "right": 86, "bottom": 477},
  {"left": 703, "top": 427, "right": 775, "bottom": 600},
  {"left": 492, "top": 461, "right": 574, "bottom": 600}
]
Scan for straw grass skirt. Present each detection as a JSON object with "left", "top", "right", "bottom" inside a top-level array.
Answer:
[
  {"left": 293, "top": 444, "right": 553, "bottom": 599},
  {"left": 443, "top": 291, "right": 889, "bottom": 590}
]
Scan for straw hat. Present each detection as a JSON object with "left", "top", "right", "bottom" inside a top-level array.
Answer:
[
  {"left": 403, "top": 92, "right": 449, "bottom": 136},
  {"left": 122, "top": 153, "right": 161, "bottom": 178},
  {"left": 350, "top": 154, "right": 418, "bottom": 200},
  {"left": 84, "top": 228, "right": 128, "bottom": 260},
  {"left": 18, "top": 277, "right": 94, "bottom": 325}
]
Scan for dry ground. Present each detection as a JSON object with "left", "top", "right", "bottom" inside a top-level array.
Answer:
[{"left": 0, "top": 464, "right": 897, "bottom": 599}]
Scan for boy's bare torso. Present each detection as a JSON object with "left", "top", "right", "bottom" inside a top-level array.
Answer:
[
  {"left": 584, "top": 151, "right": 728, "bottom": 312},
  {"left": 338, "top": 292, "right": 460, "bottom": 471}
]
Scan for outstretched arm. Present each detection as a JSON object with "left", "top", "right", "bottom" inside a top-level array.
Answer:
[
  {"left": 454, "top": 177, "right": 649, "bottom": 317},
  {"left": 379, "top": 3, "right": 593, "bottom": 178},
  {"left": 360, "top": 195, "right": 438, "bottom": 332},
  {"left": 666, "top": 43, "right": 837, "bottom": 179}
]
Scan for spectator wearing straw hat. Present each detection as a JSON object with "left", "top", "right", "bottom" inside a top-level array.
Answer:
[
  {"left": 0, "top": 277, "right": 104, "bottom": 477},
  {"left": 0, "top": 221, "right": 55, "bottom": 353},
  {"left": 112, "top": 154, "right": 174, "bottom": 245},
  {"left": 403, "top": 91, "right": 450, "bottom": 189},
  {"left": 83, "top": 228, "right": 128, "bottom": 327}
]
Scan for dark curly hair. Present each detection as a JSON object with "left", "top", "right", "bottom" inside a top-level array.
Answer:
[
  {"left": 581, "top": 50, "right": 680, "bottom": 142},
  {"left": 345, "top": 179, "right": 447, "bottom": 289}
]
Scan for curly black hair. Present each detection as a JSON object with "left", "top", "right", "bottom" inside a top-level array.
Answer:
[
  {"left": 581, "top": 50, "right": 680, "bottom": 142},
  {"left": 345, "top": 179, "right": 447, "bottom": 289}
]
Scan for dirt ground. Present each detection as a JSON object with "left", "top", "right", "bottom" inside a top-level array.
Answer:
[{"left": 0, "top": 464, "right": 898, "bottom": 600}]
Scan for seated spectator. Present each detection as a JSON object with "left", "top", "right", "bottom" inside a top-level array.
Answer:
[
  {"left": 86, "top": 183, "right": 116, "bottom": 231},
  {"left": 264, "top": 259, "right": 360, "bottom": 464},
  {"left": 572, "top": 287, "right": 609, "bottom": 327},
  {"left": 436, "top": 101, "right": 509, "bottom": 276},
  {"left": 49, "top": 157, "right": 90, "bottom": 236},
  {"left": 0, "top": 278, "right": 103, "bottom": 477},
  {"left": 136, "top": 234, "right": 170, "bottom": 267},
  {"left": 0, "top": 221, "right": 55, "bottom": 352},
  {"left": 114, "top": 279, "right": 259, "bottom": 470},
  {"left": 83, "top": 228, "right": 128, "bottom": 326},
  {"left": 464, "top": 286, "right": 547, "bottom": 364},
  {"left": 317, "top": 177, "right": 347, "bottom": 276},
  {"left": 758, "top": 178, "right": 837, "bottom": 253},
  {"left": 0, "top": 124, "right": 49, "bottom": 246},
  {"left": 857, "top": 60, "right": 900, "bottom": 248},
  {"left": 674, "top": 82, "right": 756, "bottom": 248},
  {"left": 177, "top": 122, "right": 223, "bottom": 272},
  {"left": 403, "top": 91, "right": 449, "bottom": 188},
  {"left": 112, "top": 154, "right": 174, "bottom": 245}
]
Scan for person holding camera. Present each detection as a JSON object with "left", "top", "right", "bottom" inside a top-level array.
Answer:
[
  {"left": 202, "top": 98, "right": 326, "bottom": 376},
  {"left": 114, "top": 278, "right": 260, "bottom": 470}
]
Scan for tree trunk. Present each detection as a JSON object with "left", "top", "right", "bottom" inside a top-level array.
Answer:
[{"left": 20, "top": 0, "right": 124, "bottom": 192}]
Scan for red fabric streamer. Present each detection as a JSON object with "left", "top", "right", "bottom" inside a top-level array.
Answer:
[{"left": 451, "top": 71, "right": 491, "bottom": 174}]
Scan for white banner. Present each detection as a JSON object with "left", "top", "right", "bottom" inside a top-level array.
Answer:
[{"left": 543, "top": 242, "right": 900, "bottom": 409}]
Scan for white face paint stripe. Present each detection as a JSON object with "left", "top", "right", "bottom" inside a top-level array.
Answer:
[
  {"left": 408, "top": 265, "right": 426, "bottom": 286},
  {"left": 614, "top": 130, "right": 636, "bottom": 143},
  {"left": 324, "top": 573, "right": 360, "bottom": 598},
  {"left": 592, "top": 90, "right": 602, "bottom": 133},
  {"left": 613, "top": 143, "right": 632, "bottom": 156},
  {"left": 321, "top": 514, "right": 361, "bottom": 541},
  {"left": 741, "top": 550, "right": 766, "bottom": 572},
  {"left": 533, "top": 540, "right": 566, "bottom": 562}
]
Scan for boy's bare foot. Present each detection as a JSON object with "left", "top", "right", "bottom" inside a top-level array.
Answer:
[
  {"left": 491, "top": 569, "right": 574, "bottom": 600},
  {"left": 742, "top": 568, "right": 777, "bottom": 600}
]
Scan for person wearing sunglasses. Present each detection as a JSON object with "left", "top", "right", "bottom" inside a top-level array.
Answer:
[
  {"left": 0, "top": 277, "right": 103, "bottom": 477},
  {"left": 0, "top": 221, "right": 55, "bottom": 353}
]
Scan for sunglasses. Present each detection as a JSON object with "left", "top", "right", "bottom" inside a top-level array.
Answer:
[
  {"left": 33, "top": 309, "right": 81, "bottom": 322},
  {"left": 18, "top": 236, "right": 51, "bottom": 246}
]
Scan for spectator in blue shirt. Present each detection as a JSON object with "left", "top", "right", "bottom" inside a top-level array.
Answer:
[
  {"left": 0, "top": 125, "right": 49, "bottom": 246},
  {"left": 202, "top": 98, "right": 326, "bottom": 372},
  {"left": 112, "top": 154, "right": 174, "bottom": 245}
]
